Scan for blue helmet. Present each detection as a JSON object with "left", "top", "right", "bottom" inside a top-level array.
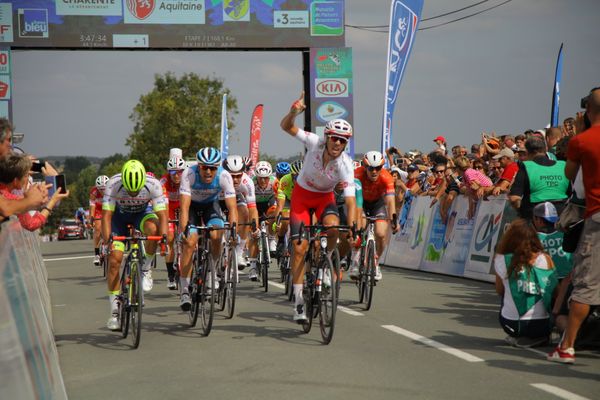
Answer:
[
  {"left": 275, "top": 162, "right": 291, "bottom": 176},
  {"left": 196, "top": 147, "right": 221, "bottom": 166}
]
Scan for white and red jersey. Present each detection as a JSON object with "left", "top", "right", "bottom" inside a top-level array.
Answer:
[
  {"left": 89, "top": 187, "right": 104, "bottom": 219},
  {"left": 160, "top": 173, "right": 181, "bottom": 220},
  {"left": 220, "top": 172, "right": 256, "bottom": 208},
  {"left": 295, "top": 129, "right": 355, "bottom": 197}
]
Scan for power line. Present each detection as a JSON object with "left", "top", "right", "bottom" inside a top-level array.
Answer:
[{"left": 345, "top": 0, "right": 511, "bottom": 32}]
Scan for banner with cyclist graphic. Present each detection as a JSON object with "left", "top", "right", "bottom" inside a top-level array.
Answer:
[{"left": 249, "top": 104, "right": 263, "bottom": 169}]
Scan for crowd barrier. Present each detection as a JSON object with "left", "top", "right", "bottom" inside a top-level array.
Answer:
[
  {"left": 0, "top": 217, "right": 68, "bottom": 399},
  {"left": 382, "top": 194, "right": 517, "bottom": 283}
]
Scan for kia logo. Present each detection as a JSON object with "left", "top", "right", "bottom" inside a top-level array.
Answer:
[{"left": 316, "top": 79, "right": 347, "bottom": 97}]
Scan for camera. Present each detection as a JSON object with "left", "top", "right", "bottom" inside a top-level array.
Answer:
[
  {"left": 31, "top": 159, "right": 46, "bottom": 173},
  {"left": 581, "top": 87, "right": 600, "bottom": 108}
]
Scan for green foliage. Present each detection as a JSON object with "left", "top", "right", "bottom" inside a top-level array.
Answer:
[
  {"left": 99, "top": 153, "right": 126, "bottom": 176},
  {"left": 43, "top": 186, "right": 80, "bottom": 233},
  {"left": 71, "top": 165, "right": 98, "bottom": 207},
  {"left": 63, "top": 156, "right": 91, "bottom": 184},
  {"left": 127, "top": 72, "right": 238, "bottom": 174}
]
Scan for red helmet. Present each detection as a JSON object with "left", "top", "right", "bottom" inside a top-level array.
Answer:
[{"left": 324, "top": 119, "right": 353, "bottom": 139}]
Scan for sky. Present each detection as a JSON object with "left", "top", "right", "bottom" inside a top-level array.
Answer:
[{"left": 11, "top": 0, "right": 600, "bottom": 160}]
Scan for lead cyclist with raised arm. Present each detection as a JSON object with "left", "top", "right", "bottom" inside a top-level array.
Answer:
[{"left": 280, "top": 91, "right": 356, "bottom": 322}]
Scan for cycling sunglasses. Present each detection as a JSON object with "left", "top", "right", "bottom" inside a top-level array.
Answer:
[
  {"left": 199, "top": 165, "right": 218, "bottom": 171},
  {"left": 168, "top": 170, "right": 183, "bottom": 175},
  {"left": 367, "top": 165, "right": 383, "bottom": 172}
]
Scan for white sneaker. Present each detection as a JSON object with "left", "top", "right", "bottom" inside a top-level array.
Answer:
[
  {"left": 248, "top": 266, "right": 258, "bottom": 282},
  {"left": 269, "top": 238, "right": 277, "bottom": 253},
  {"left": 374, "top": 266, "right": 382, "bottom": 281},
  {"left": 142, "top": 269, "right": 153, "bottom": 292},
  {"left": 107, "top": 312, "right": 119, "bottom": 330},
  {"left": 293, "top": 304, "right": 307, "bottom": 322},
  {"left": 206, "top": 273, "right": 219, "bottom": 290},
  {"left": 349, "top": 265, "right": 359, "bottom": 280},
  {"left": 236, "top": 251, "right": 246, "bottom": 270},
  {"left": 322, "top": 269, "right": 332, "bottom": 288},
  {"left": 93, "top": 255, "right": 100, "bottom": 266},
  {"left": 167, "top": 279, "right": 177, "bottom": 290},
  {"left": 179, "top": 292, "right": 191, "bottom": 311}
]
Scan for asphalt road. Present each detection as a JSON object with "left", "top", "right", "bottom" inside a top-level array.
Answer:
[{"left": 42, "top": 239, "right": 600, "bottom": 400}]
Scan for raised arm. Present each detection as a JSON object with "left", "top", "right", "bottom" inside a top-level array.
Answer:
[{"left": 280, "top": 91, "right": 306, "bottom": 137}]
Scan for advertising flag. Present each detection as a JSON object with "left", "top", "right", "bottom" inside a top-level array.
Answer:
[
  {"left": 551, "top": 43, "right": 564, "bottom": 127},
  {"left": 249, "top": 104, "right": 263, "bottom": 168},
  {"left": 381, "top": 0, "right": 424, "bottom": 156},
  {"left": 220, "top": 93, "right": 229, "bottom": 159}
]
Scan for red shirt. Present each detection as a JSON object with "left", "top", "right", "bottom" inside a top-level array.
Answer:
[
  {"left": 89, "top": 187, "right": 103, "bottom": 219},
  {"left": 567, "top": 125, "right": 600, "bottom": 218},
  {"left": 354, "top": 166, "right": 395, "bottom": 203},
  {"left": 499, "top": 161, "right": 518, "bottom": 184},
  {"left": 160, "top": 173, "right": 181, "bottom": 219},
  {"left": 0, "top": 184, "right": 46, "bottom": 231}
]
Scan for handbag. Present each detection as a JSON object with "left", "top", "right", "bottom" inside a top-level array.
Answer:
[{"left": 556, "top": 195, "right": 585, "bottom": 233}]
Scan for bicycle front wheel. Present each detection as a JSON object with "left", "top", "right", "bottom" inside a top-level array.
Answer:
[
  {"left": 318, "top": 255, "right": 338, "bottom": 344},
  {"left": 188, "top": 252, "right": 200, "bottom": 327},
  {"left": 130, "top": 262, "right": 143, "bottom": 348},
  {"left": 225, "top": 246, "right": 237, "bottom": 319},
  {"left": 363, "top": 240, "right": 376, "bottom": 311},
  {"left": 200, "top": 258, "right": 215, "bottom": 336},
  {"left": 119, "top": 264, "right": 130, "bottom": 338}
]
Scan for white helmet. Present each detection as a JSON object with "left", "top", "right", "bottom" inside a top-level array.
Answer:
[
  {"left": 95, "top": 175, "right": 109, "bottom": 189},
  {"left": 363, "top": 151, "right": 385, "bottom": 167},
  {"left": 167, "top": 156, "right": 186, "bottom": 171},
  {"left": 255, "top": 161, "right": 272, "bottom": 178},
  {"left": 223, "top": 155, "right": 245, "bottom": 174},
  {"left": 324, "top": 118, "right": 353, "bottom": 139}
]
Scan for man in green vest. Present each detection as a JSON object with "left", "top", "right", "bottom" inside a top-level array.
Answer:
[
  {"left": 509, "top": 137, "right": 570, "bottom": 220},
  {"left": 532, "top": 202, "right": 573, "bottom": 281}
]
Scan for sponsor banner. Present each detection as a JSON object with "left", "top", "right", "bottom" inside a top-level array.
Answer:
[
  {"left": 0, "top": 75, "right": 11, "bottom": 100},
  {"left": 309, "top": 47, "right": 353, "bottom": 157},
  {"left": 220, "top": 93, "right": 228, "bottom": 159},
  {"left": 551, "top": 43, "right": 563, "bottom": 127},
  {"left": 273, "top": 10, "right": 308, "bottom": 28},
  {"left": 381, "top": 0, "right": 423, "bottom": 159},
  {"left": 223, "top": 0, "right": 249, "bottom": 22},
  {"left": 0, "top": 49, "right": 10, "bottom": 74},
  {"left": 385, "top": 196, "right": 431, "bottom": 269},
  {"left": 464, "top": 197, "right": 507, "bottom": 282},
  {"left": 0, "top": 101, "right": 8, "bottom": 119},
  {"left": 421, "top": 196, "right": 474, "bottom": 277},
  {"left": 124, "top": 0, "right": 205, "bottom": 24},
  {"left": 0, "top": 3, "right": 13, "bottom": 43},
  {"left": 310, "top": 1, "right": 343, "bottom": 36},
  {"left": 18, "top": 8, "right": 49, "bottom": 39},
  {"left": 56, "top": 0, "right": 123, "bottom": 16},
  {"left": 249, "top": 104, "right": 263, "bottom": 169}
]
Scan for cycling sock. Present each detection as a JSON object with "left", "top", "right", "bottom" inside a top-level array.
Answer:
[
  {"left": 180, "top": 276, "right": 190, "bottom": 293},
  {"left": 293, "top": 284, "right": 303, "bottom": 306},
  {"left": 108, "top": 293, "right": 119, "bottom": 313},
  {"left": 94, "top": 248, "right": 100, "bottom": 256},
  {"left": 143, "top": 254, "right": 155, "bottom": 271},
  {"left": 351, "top": 249, "right": 360, "bottom": 266},
  {"left": 166, "top": 262, "right": 175, "bottom": 279},
  {"left": 237, "top": 238, "right": 246, "bottom": 253}
]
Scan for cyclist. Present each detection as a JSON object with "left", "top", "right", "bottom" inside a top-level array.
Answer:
[
  {"left": 275, "top": 161, "right": 291, "bottom": 180},
  {"left": 101, "top": 160, "right": 168, "bottom": 330},
  {"left": 334, "top": 168, "right": 364, "bottom": 271},
  {"left": 253, "top": 161, "right": 278, "bottom": 252},
  {"left": 75, "top": 206, "right": 87, "bottom": 228},
  {"left": 160, "top": 156, "right": 186, "bottom": 289},
  {"left": 280, "top": 93, "right": 356, "bottom": 322},
  {"left": 221, "top": 155, "right": 259, "bottom": 279},
  {"left": 90, "top": 175, "right": 109, "bottom": 265},
  {"left": 353, "top": 151, "right": 399, "bottom": 281},
  {"left": 178, "top": 148, "right": 238, "bottom": 311},
  {"left": 273, "top": 160, "right": 302, "bottom": 255}
]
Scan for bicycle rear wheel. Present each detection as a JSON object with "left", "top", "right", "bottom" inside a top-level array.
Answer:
[
  {"left": 225, "top": 246, "right": 237, "bottom": 319},
  {"left": 130, "top": 261, "right": 143, "bottom": 348},
  {"left": 363, "top": 241, "right": 376, "bottom": 311},
  {"left": 319, "top": 255, "right": 338, "bottom": 344},
  {"left": 260, "top": 235, "right": 269, "bottom": 292},
  {"left": 301, "top": 272, "right": 314, "bottom": 334},
  {"left": 200, "top": 258, "right": 215, "bottom": 336},
  {"left": 217, "top": 250, "right": 227, "bottom": 312}
]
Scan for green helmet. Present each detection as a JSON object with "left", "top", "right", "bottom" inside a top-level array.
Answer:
[{"left": 121, "top": 160, "right": 146, "bottom": 193}]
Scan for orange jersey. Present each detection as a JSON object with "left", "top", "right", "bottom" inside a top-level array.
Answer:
[{"left": 354, "top": 166, "right": 395, "bottom": 203}]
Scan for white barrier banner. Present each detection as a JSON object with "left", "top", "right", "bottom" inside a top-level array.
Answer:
[
  {"left": 464, "top": 197, "right": 507, "bottom": 282},
  {"left": 385, "top": 196, "right": 431, "bottom": 269},
  {"left": 421, "top": 196, "right": 474, "bottom": 277}
]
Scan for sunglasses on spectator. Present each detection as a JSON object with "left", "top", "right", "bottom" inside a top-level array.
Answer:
[
  {"left": 200, "top": 165, "right": 218, "bottom": 171},
  {"left": 434, "top": 169, "right": 446, "bottom": 174},
  {"left": 168, "top": 170, "right": 183, "bottom": 176},
  {"left": 367, "top": 165, "right": 383, "bottom": 172},
  {"left": 328, "top": 136, "right": 348, "bottom": 144}
]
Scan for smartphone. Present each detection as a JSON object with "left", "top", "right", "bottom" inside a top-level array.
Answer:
[
  {"left": 31, "top": 160, "right": 45, "bottom": 173},
  {"left": 45, "top": 174, "right": 67, "bottom": 198}
]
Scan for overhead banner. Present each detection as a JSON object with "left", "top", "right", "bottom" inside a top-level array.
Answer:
[
  {"left": 0, "top": 47, "right": 10, "bottom": 120},
  {"left": 381, "top": 0, "right": 423, "bottom": 157},
  {"left": 220, "top": 93, "right": 228, "bottom": 159},
  {"left": 249, "top": 104, "right": 263, "bottom": 169},
  {"left": 551, "top": 43, "right": 564, "bottom": 127},
  {"left": 310, "top": 47, "right": 354, "bottom": 156}
]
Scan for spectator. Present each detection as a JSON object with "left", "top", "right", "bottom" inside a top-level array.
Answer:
[
  {"left": 470, "top": 143, "right": 480, "bottom": 156},
  {"left": 0, "top": 153, "right": 68, "bottom": 231},
  {"left": 494, "top": 219, "right": 558, "bottom": 347},
  {"left": 503, "top": 135, "right": 518, "bottom": 151},
  {"left": 432, "top": 135, "right": 447, "bottom": 155},
  {"left": 439, "top": 166, "right": 462, "bottom": 224},
  {"left": 453, "top": 156, "right": 492, "bottom": 218},
  {"left": 554, "top": 136, "right": 570, "bottom": 161},
  {"left": 509, "top": 137, "right": 569, "bottom": 220},
  {"left": 491, "top": 148, "right": 519, "bottom": 196},
  {"left": 426, "top": 163, "right": 447, "bottom": 198},
  {"left": 489, "top": 159, "right": 504, "bottom": 183},
  {"left": 563, "top": 117, "right": 575, "bottom": 136},
  {"left": 516, "top": 146, "right": 528, "bottom": 163},
  {"left": 545, "top": 127, "right": 562, "bottom": 160},
  {"left": 0, "top": 118, "right": 11, "bottom": 158},
  {"left": 532, "top": 202, "right": 573, "bottom": 281},
  {"left": 515, "top": 134, "right": 526, "bottom": 149},
  {"left": 548, "top": 86, "right": 600, "bottom": 364}
]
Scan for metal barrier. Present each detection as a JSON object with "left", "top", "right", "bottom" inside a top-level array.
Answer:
[{"left": 0, "top": 217, "right": 68, "bottom": 399}]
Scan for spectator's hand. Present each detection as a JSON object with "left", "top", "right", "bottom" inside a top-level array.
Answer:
[
  {"left": 492, "top": 186, "right": 502, "bottom": 197},
  {"left": 476, "top": 187, "right": 485, "bottom": 199},
  {"left": 47, "top": 187, "right": 69, "bottom": 209},
  {"left": 25, "top": 183, "right": 50, "bottom": 209},
  {"left": 290, "top": 91, "right": 306, "bottom": 115},
  {"left": 574, "top": 112, "right": 586, "bottom": 135},
  {"left": 429, "top": 197, "right": 438, "bottom": 208},
  {"left": 41, "top": 162, "right": 58, "bottom": 177}
]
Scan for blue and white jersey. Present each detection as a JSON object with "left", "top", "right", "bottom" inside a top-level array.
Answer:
[{"left": 180, "top": 165, "right": 236, "bottom": 205}]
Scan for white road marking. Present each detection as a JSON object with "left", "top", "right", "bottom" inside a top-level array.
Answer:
[
  {"left": 43, "top": 255, "right": 95, "bottom": 262},
  {"left": 530, "top": 384, "right": 592, "bottom": 400},
  {"left": 337, "top": 306, "right": 364, "bottom": 316},
  {"left": 382, "top": 325, "right": 484, "bottom": 362},
  {"left": 268, "top": 281, "right": 285, "bottom": 289}
]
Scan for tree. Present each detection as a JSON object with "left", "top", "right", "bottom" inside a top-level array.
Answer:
[
  {"left": 99, "top": 153, "right": 126, "bottom": 175},
  {"left": 127, "top": 72, "right": 238, "bottom": 174},
  {"left": 63, "top": 156, "right": 91, "bottom": 184},
  {"left": 71, "top": 164, "right": 98, "bottom": 207}
]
